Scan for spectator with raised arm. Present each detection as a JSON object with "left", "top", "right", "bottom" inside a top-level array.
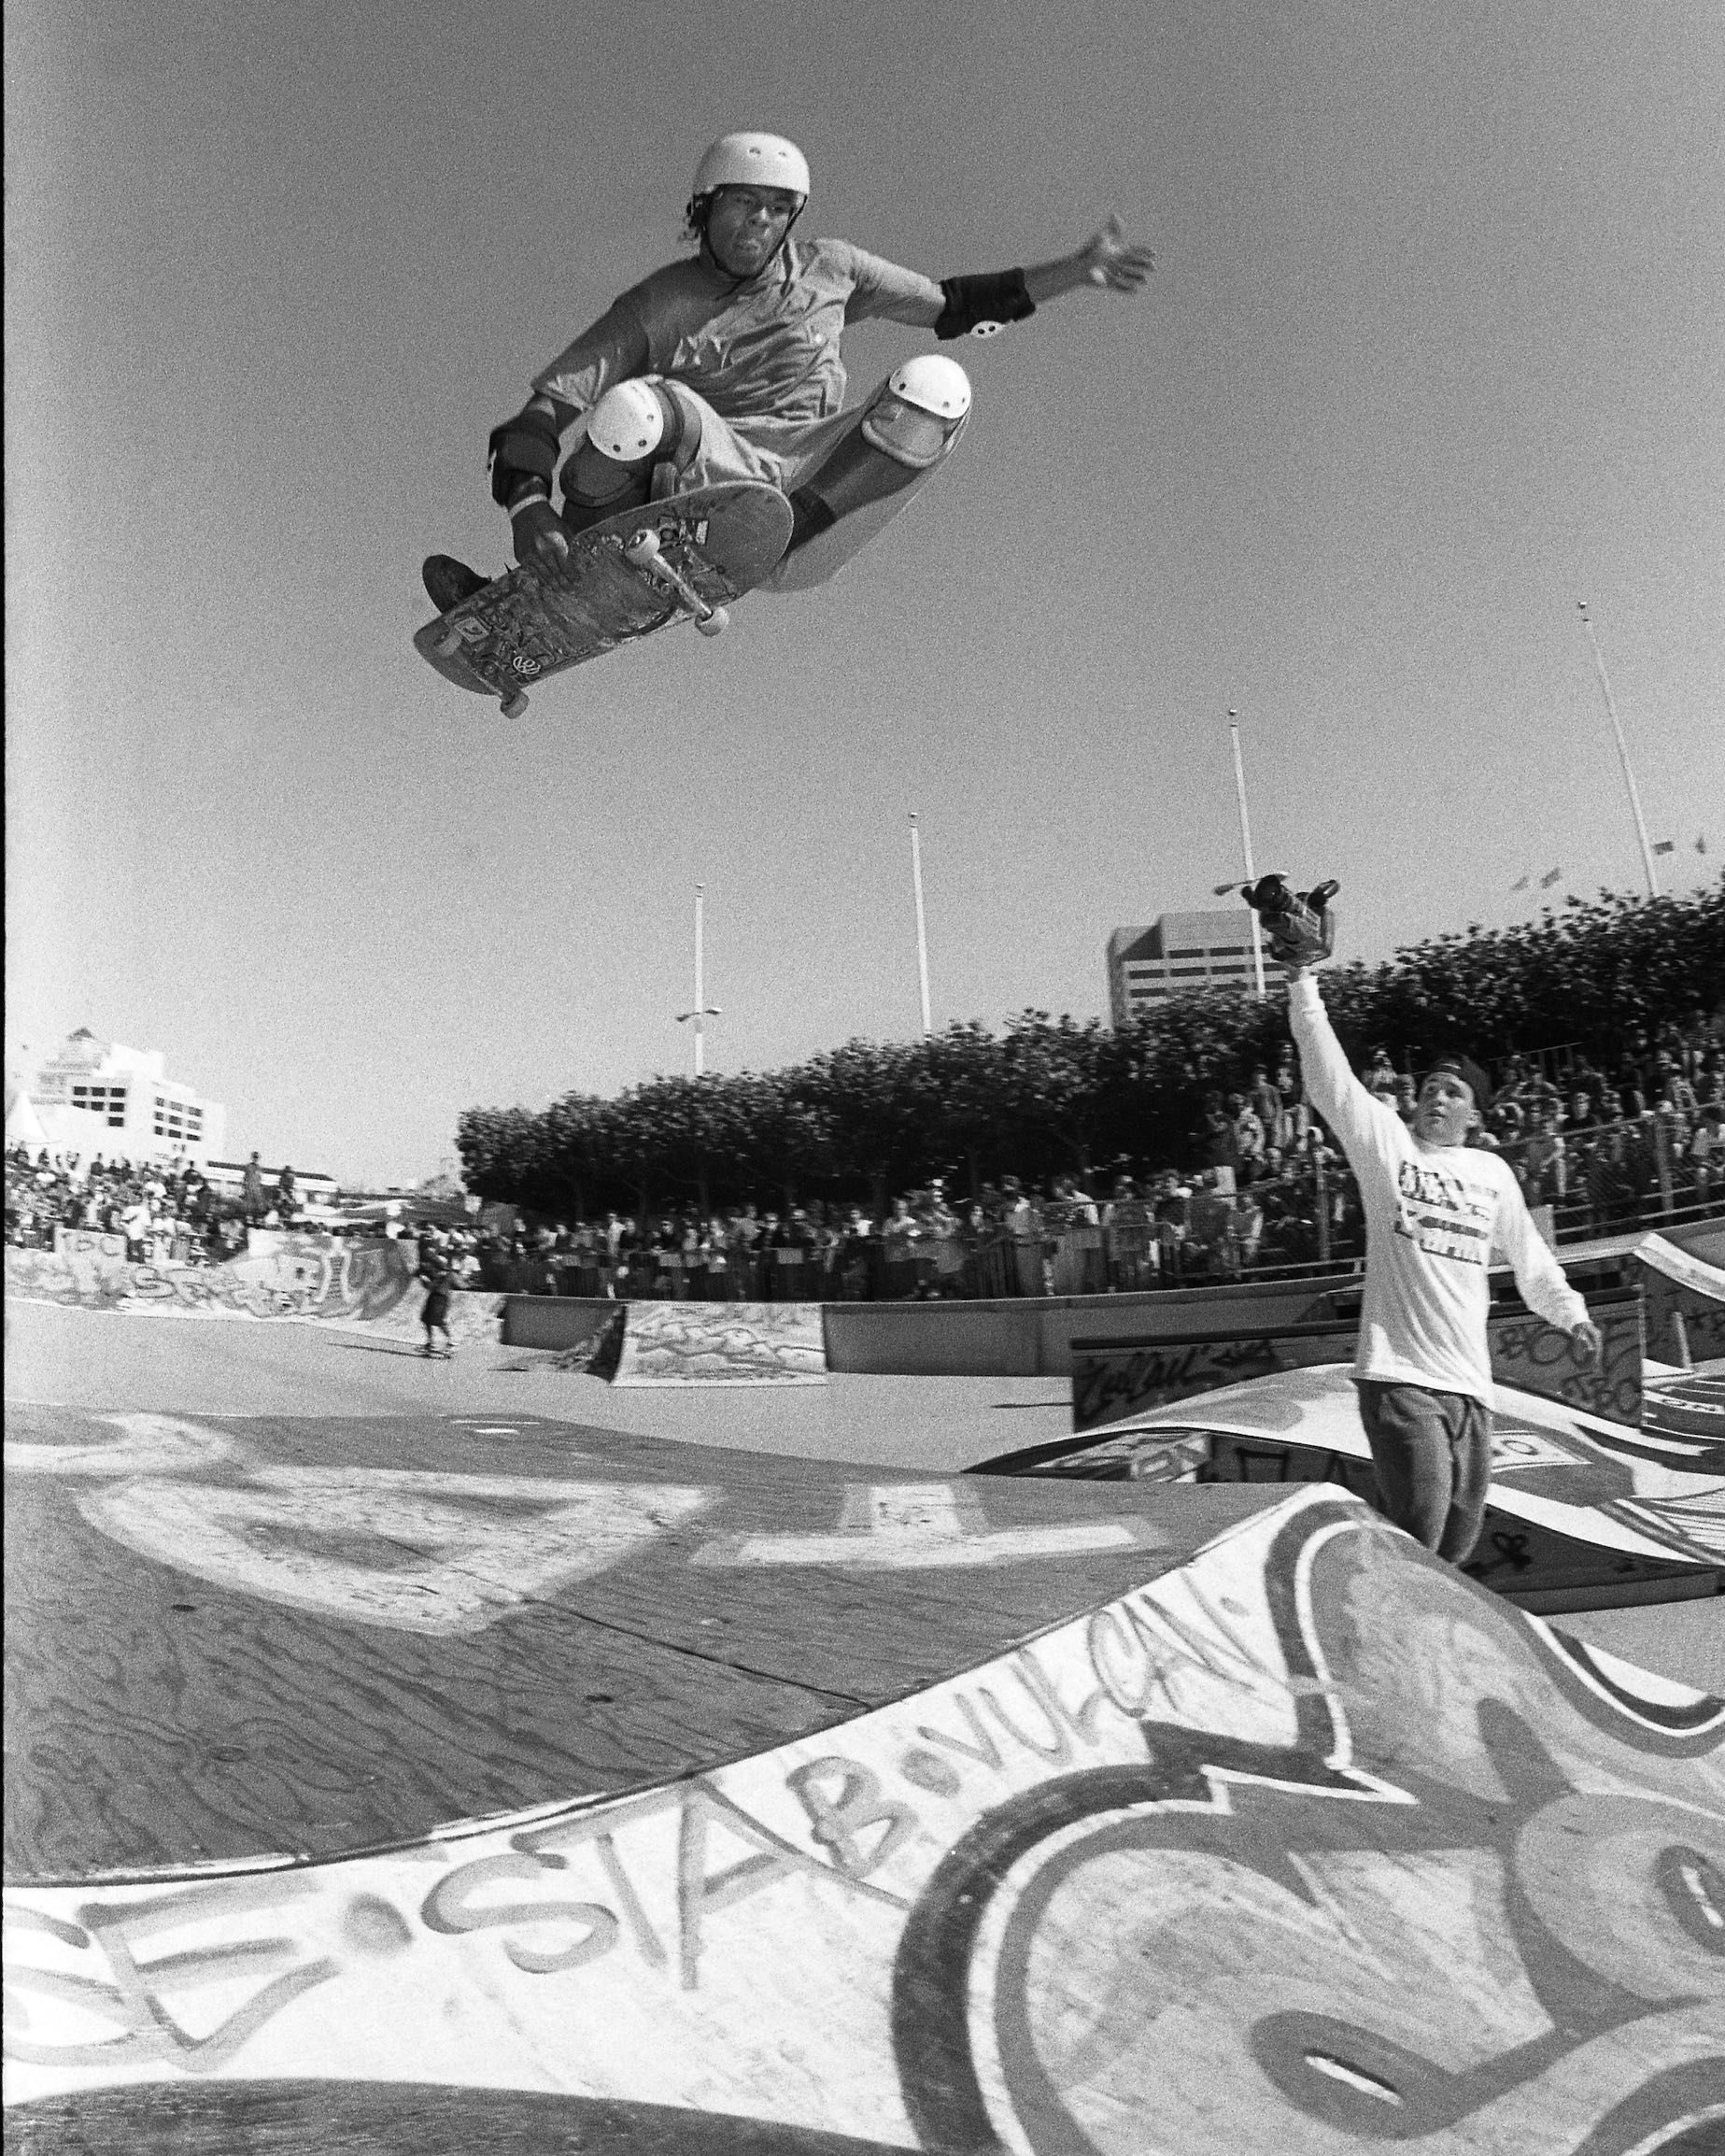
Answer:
[{"left": 1252, "top": 878, "right": 1601, "bottom": 1566}]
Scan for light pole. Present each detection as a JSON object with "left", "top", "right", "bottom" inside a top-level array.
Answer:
[
  {"left": 1228, "top": 709, "right": 1266, "bottom": 1000},
  {"left": 910, "top": 814, "right": 932, "bottom": 1038},
  {"left": 1577, "top": 603, "right": 1659, "bottom": 898},
  {"left": 675, "top": 883, "right": 721, "bottom": 1076}
]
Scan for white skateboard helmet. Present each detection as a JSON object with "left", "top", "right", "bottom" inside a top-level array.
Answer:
[{"left": 690, "top": 132, "right": 811, "bottom": 205}]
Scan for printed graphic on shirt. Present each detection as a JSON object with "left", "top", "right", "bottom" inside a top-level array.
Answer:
[{"left": 1391, "top": 1155, "right": 1496, "bottom": 1268}]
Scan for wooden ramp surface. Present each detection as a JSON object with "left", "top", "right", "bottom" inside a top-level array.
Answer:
[
  {"left": 4, "top": 1403, "right": 1273, "bottom": 1881},
  {"left": 7, "top": 1484, "right": 1723, "bottom": 2154}
]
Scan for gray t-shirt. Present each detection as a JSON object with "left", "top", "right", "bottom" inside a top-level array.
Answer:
[{"left": 532, "top": 236, "right": 944, "bottom": 452}]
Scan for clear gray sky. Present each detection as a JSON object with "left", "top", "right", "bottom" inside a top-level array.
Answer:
[{"left": 7, "top": 0, "right": 1721, "bottom": 1185}]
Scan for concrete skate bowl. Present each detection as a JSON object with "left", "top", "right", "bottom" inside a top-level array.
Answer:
[
  {"left": 7, "top": 1397, "right": 1724, "bottom": 2154},
  {"left": 4, "top": 1234, "right": 502, "bottom": 1347}
]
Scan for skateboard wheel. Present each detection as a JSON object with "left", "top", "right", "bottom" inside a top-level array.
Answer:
[
  {"left": 624, "top": 529, "right": 661, "bottom": 565},
  {"left": 501, "top": 690, "right": 530, "bottom": 719},
  {"left": 696, "top": 606, "right": 729, "bottom": 638}
]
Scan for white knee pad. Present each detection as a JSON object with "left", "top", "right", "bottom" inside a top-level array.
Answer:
[
  {"left": 587, "top": 379, "right": 675, "bottom": 466},
  {"left": 861, "top": 355, "right": 972, "bottom": 470}
]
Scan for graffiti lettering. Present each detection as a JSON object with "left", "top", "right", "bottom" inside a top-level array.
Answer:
[
  {"left": 694, "top": 1482, "right": 1151, "bottom": 1569},
  {"left": 4, "top": 1412, "right": 240, "bottom": 1481},
  {"left": 3, "top": 1877, "right": 335, "bottom": 2074},
  {"left": 421, "top": 1854, "right": 618, "bottom": 1975},
  {"left": 1073, "top": 1336, "right": 1283, "bottom": 1433},
  {"left": 78, "top": 1469, "right": 714, "bottom": 1636},
  {"left": 785, "top": 1760, "right": 918, "bottom": 1877}
]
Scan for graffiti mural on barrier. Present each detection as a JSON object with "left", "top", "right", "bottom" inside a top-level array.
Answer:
[
  {"left": 51, "top": 1228, "right": 128, "bottom": 1262},
  {"left": 7, "top": 1491, "right": 1723, "bottom": 2150},
  {"left": 1638, "top": 1237, "right": 1725, "bottom": 1367},
  {"left": 1072, "top": 1331, "right": 1342, "bottom": 1432},
  {"left": 611, "top": 1300, "right": 829, "bottom": 1385},
  {"left": 5, "top": 1240, "right": 500, "bottom": 1339},
  {"left": 1487, "top": 1296, "right": 1645, "bottom": 1428},
  {"left": 1069, "top": 1297, "right": 1644, "bottom": 1439}
]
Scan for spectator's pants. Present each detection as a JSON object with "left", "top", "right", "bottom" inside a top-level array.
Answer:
[{"left": 1355, "top": 1381, "right": 1492, "bottom": 1565}]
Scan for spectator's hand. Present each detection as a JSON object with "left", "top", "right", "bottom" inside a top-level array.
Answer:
[{"left": 1569, "top": 1319, "right": 1604, "bottom": 1368}]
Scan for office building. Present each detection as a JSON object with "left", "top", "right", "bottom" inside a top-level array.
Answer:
[{"left": 1107, "top": 908, "right": 1281, "bottom": 1025}]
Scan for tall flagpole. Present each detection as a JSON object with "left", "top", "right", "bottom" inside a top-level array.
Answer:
[
  {"left": 1229, "top": 710, "right": 1266, "bottom": 1000},
  {"left": 1577, "top": 603, "right": 1659, "bottom": 898},
  {"left": 692, "top": 885, "right": 707, "bottom": 1076},
  {"left": 675, "top": 884, "right": 720, "bottom": 1072},
  {"left": 910, "top": 814, "right": 932, "bottom": 1038}
]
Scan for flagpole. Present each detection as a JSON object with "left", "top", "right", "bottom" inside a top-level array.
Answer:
[
  {"left": 693, "top": 885, "right": 706, "bottom": 1077},
  {"left": 1229, "top": 711, "right": 1265, "bottom": 1000},
  {"left": 674, "top": 886, "right": 721, "bottom": 1072},
  {"left": 910, "top": 815, "right": 932, "bottom": 1038},
  {"left": 1577, "top": 603, "right": 1659, "bottom": 898}
]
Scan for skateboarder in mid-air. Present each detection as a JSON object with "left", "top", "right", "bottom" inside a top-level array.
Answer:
[{"left": 424, "top": 130, "right": 1154, "bottom": 613}]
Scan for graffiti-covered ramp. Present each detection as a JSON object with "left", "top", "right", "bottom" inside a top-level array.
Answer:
[{"left": 7, "top": 1452, "right": 1724, "bottom": 2154}]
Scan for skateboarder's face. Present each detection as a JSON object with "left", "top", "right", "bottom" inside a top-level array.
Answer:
[{"left": 705, "top": 185, "right": 800, "bottom": 276}]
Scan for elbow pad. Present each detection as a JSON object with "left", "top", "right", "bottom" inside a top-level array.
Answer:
[
  {"left": 934, "top": 268, "right": 1034, "bottom": 341},
  {"left": 488, "top": 406, "right": 564, "bottom": 507}
]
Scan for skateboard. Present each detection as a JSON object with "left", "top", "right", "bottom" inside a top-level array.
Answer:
[{"left": 414, "top": 480, "right": 794, "bottom": 717}]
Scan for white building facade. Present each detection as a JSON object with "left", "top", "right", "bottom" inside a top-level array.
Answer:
[{"left": 23, "top": 1029, "right": 226, "bottom": 1164}]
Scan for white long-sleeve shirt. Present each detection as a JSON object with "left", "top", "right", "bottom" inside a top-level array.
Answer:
[{"left": 1289, "top": 974, "right": 1588, "bottom": 1403}]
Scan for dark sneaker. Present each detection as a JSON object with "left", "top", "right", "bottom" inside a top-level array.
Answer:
[{"left": 423, "top": 555, "right": 489, "bottom": 613}]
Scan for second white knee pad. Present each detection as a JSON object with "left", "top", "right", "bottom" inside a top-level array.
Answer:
[{"left": 861, "top": 355, "right": 972, "bottom": 469}]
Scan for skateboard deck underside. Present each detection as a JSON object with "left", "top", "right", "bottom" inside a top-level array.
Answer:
[{"left": 414, "top": 482, "right": 793, "bottom": 704}]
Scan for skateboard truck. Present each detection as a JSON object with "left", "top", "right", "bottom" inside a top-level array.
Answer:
[{"left": 624, "top": 527, "right": 729, "bottom": 638}]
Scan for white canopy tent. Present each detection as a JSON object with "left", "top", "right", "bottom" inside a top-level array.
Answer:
[{"left": 5, "top": 1078, "right": 49, "bottom": 1154}]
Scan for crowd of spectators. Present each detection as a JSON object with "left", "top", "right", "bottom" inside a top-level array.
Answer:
[
  {"left": 1465, "top": 1028, "right": 1724, "bottom": 1227},
  {"left": 9, "top": 1012, "right": 1719, "bottom": 1302},
  {"left": 442, "top": 1009, "right": 1722, "bottom": 1301},
  {"left": 4, "top": 1146, "right": 305, "bottom": 1260}
]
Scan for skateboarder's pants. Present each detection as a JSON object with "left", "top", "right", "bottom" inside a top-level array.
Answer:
[
  {"left": 566, "top": 376, "right": 955, "bottom": 589},
  {"left": 1354, "top": 1381, "right": 1492, "bottom": 1565}
]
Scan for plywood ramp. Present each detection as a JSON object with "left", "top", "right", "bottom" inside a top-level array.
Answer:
[{"left": 7, "top": 1413, "right": 1723, "bottom": 2154}]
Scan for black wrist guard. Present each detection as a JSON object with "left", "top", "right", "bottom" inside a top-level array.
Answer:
[
  {"left": 934, "top": 268, "right": 1034, "bottom": 341},
  {"left": 488, "top": 407, "right": 563, "bottom": 507}
]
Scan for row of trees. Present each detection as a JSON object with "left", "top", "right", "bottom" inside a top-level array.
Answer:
[{"left": 457, "top": 882, "right": 1725, "bottom": 1223}]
